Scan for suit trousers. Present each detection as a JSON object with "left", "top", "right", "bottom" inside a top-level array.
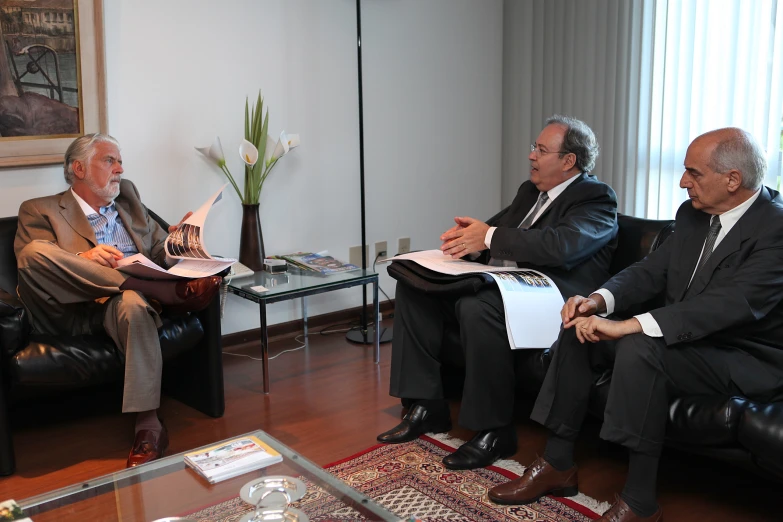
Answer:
[
  {"left": 17, "top": 240, "right": 164, "bottom": 413},
  {"left": 389, "top": 283, "right": 515, "bottom": 430},
  {"left": 530, "top": 326, "right": 778, "bottom": 456}
]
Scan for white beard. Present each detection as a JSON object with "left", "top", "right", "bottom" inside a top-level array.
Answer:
[{"left": 86, "top": 174, "right": 121, "bottom": 201}]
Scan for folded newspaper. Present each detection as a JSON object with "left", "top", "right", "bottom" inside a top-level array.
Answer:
[
  {"left": 184, "top": 435, "right": 283, "bottom": 484},
  {"left": 391, "top": 249, "right": 564, "bottom": 350},
  {"left": 116, "top": 184, "right": 236, "bottom": 280}
]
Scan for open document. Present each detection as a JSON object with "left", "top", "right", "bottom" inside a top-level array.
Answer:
[
  {"left": 392, "top": 250, "right": 564, "bottom": 349},
  {"left": 116, "top": 185, "right": 235, "bottom": 280}
]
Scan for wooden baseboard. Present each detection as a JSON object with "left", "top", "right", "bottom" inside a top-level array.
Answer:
[{"left": 222, "top": 300, "right": 395, "bottom": 348}]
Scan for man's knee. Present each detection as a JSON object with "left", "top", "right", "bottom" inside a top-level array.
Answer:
[
  {"left": 17, "top": 240, "right": 60, "bottom": 269},
  {"left": 455, "top": 288, "right": 501, "bottom": 324},
  {"left": 113, "top": 290, "right": 155, "bottom": 323},
  {"left": 613, "top": 333, "right": 665, "bottom": 375}
]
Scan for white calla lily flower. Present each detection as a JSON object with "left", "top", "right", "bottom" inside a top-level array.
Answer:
[
  {"left": 195, "top": 136, "right": 226, "bottom": 167},
  {"left": 264, "top": 134, "right": 277, "bottom": 165},
  {"left": 239, "top": 139, "right": 259, "bottom": 167},
  {"left": 286, "top": 133, "right": 301, "bottom": 149}
]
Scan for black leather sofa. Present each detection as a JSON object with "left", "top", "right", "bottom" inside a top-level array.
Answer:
[
  {"left": 439, "top": 214, "right": 783, "bottom": 480},
  {"left": 0, "top": 212, "right": 225, "bottom": 476}
]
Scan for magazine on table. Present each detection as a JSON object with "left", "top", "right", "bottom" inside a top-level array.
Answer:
[
  {"left": 391, "top": 249, "right": 564, "bottom": 350},
  {"left": 277, "top": 252, "right": 359, "bottom": 275},
  {"left": 116, "top": 184, "right": 235, "bottom": 280},
  {"left": 184, "top": 435, "right": 283, "bottom": 484}
]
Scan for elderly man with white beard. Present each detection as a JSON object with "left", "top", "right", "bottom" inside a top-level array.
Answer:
[{"left": 14, "top": 133, "right": 222, "bottom": 467}]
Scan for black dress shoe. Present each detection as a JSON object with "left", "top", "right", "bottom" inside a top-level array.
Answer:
[
  {"left": 377, "top": 403, "right": 452, "bottom": 444},
  {"left": 442, "top": 426, "right": 517, "bottom": 470}
]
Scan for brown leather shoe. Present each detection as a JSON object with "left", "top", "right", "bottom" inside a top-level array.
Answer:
[
  {"left": 166, "top": 276, "right": 221, "bottom": 314},
  {"left": 126, "top": 425, "right": 169, "bottom": 468},
  {"left": 597, "top": 497, "right": 663, "bottom": 522},
  {"left": 488, "top": 456, "right": 578, "bottom": 505}
]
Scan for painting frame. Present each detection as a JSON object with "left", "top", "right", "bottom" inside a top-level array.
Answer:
[{"left": 0, "top": 0, "right": 107, "bottom": 168}]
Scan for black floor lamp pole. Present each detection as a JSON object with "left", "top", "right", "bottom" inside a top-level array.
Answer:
[{"left": 347, "top": 0, "right": 392, "bottom": 345}]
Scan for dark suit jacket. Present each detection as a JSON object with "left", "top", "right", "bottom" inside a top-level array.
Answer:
[
  {"left": 604, "top": 187, "right": 783, "bottom": 401},
  {"left": 476, "top": 173, "right": 619, "bottom": 299},
  {"left": 15, "top": 179, "right": 169, "bottom": 267}
]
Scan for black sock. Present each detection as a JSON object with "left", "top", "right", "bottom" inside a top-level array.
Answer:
[
  {"left": 543, "top": 434, "right": 575, "bottom": 471},
  {"left": 621, "top": 451, "right": 660, "bottom": 517}
]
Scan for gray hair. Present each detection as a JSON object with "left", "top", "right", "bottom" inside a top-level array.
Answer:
[
  {"left": 63, "top": 133, "right": 120, "bottom": 185},
  {"left": 544, "top": 115, "right": 600, "bottom": 173},
  {"left": 707, "top": 128, "right": 767, "bottom": 190}
]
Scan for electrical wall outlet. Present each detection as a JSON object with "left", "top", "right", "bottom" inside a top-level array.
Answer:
[
  {"left": 397, "top": 237, "right": 411, "bottom": 255},
  {"left": 375, "top": 241, "right": 388, "bottom": 263},
  {"left": 349, "top": 245, "right": 370, "bottom": 267}
]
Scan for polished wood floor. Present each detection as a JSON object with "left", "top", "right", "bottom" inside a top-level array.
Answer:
[{"left": 1, "top": 319, "right": 779, "bottom": 521}]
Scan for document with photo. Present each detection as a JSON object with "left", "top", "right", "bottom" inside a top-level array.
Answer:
[
  {"left": 391, "top": 250, "right": 564, "bottom": 349},
  {"left": 116, "top": 184, "right": 235, "bottom": 279}
]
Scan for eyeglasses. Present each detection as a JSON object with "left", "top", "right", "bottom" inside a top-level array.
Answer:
[{"left": 530, "top": 143, "right": 568, "bottom": 158}]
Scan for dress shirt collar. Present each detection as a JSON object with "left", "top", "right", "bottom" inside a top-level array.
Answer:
[
  {"left": 715, "top": 187, "right": 761, "bottom": 236},
  {"left": 71, "top": 188, "right": 115, "bottom": 217},
  {"left": 544, "top": 173, "right": 581, "bottom": 203}
]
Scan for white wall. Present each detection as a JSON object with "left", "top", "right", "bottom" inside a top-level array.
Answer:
[
  {"left": 362, "top": 0, "right": 504, "bottom": 297},
  {"left": 0, "top": 0, "right": 503, "bottom": 335}
]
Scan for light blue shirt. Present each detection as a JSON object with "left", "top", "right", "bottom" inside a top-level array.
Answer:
[{"left": 71, "top": 188, "right": 139, "bottom": 256}]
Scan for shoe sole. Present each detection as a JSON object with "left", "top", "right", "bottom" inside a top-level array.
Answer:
[{"left": 489, "top": 485, "right": 579, "bottom": 505}]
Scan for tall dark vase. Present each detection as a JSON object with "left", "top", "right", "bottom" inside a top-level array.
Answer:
[{"left": 239, "top": 203, "right": 265, "bottom": 272}]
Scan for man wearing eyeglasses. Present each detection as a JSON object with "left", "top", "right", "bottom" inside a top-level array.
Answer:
[{"left": 378, "top": 115, "right": 619, "bottom": 470}]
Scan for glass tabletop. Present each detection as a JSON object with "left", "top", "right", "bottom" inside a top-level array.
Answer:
[
  {"left": 227, "top": 268, "right": 378, "bottom": 303},
  {"left": 18, "top": 430, "right": 400, "bottom": 521}
]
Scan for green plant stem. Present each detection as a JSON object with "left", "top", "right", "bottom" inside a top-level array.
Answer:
[{"left": 220, "top": 164, "right": 244, "bottom": 202}]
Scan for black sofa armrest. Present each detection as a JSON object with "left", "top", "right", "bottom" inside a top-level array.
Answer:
[
  {"left": 0, "top": 289, "right": 28, "bottom": 359},
  {"left": 161, "top": 294, "right": 225, "bottom": 418}
]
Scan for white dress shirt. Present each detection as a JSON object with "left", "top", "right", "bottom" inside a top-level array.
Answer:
[
  {"left": 484, "top": 174, "right": 581, "bottom": 248},
  {"left": 595, "top": 188, "right": 761, "bottom": 337}
]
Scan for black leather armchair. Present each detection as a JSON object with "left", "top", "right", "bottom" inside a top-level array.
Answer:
[
  {"left": 513, "top": 214, "right": 783, "bottom": 480},
  {"left": 0, "top": 212, "right": 225, "bottom": 476}
]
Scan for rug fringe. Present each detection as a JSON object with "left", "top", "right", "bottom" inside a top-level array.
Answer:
[{"left": 426, "top": 432, "right": 610, "bottom": 515}]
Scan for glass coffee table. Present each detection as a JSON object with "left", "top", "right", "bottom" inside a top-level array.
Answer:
[
  {"left": 227, "top": 269, "right": 380, "bottom": 393},
  {"left": 18, "top": 430, "right": 400, "bottom": 521}
]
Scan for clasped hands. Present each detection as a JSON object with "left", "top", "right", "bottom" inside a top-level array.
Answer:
[
  {"left": 561, "top": 294, "right": 642, "bottom": 344},
  {"left": 440, "top": 216, "right": 490, "bottom": 259},
  {"left": 78, "top": 211, "right": 193, "bottom": 268}
]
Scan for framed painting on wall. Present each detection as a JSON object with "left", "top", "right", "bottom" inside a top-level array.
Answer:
[{"left": 0, "top": 0, "right": 106, "bottom": 167}]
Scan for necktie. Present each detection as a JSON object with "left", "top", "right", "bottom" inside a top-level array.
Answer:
[
  {"left": 489, "top": 192, "right": 549, "bottom": 266},
  {"left": 692, "top": 215, "right": 722, "bottom": 278},
  {"left": 518, "top": 192, "right": 549, "bottom": 230}
]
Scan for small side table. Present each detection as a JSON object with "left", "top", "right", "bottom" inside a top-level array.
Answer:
[{"left": 227, "top": 269, "right": 380, "bottom": 393}]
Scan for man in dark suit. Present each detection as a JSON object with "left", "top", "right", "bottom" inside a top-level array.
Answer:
[
  {"left": 377, "top": 116, "right": 619, "bottom": 470},
  {"left": 488, "top": 127, "right": 783, "bottom": 521},
  {"left": 14, "top": 133, "right": 221, "bottom": 467}
]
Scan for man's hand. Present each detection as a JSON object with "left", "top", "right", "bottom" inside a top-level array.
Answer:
[
  {"left": 439, "top": 216, "right": 490, "bottom": 259},
  {"left": 570, "top": 316, "right": 642, "bottom": 344},
  {"left": 561, "top": 293, "right": 606, "bottom": 327},
  {"left": 79, "top": 245, "right": 124, "bottom": 268},
  {"left": 168, "top": 211, "right": 193, "bottom": 233}
]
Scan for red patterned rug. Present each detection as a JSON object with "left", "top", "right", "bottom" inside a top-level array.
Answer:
[{"left": 186, "top": 435, "right": 605, "bottom": 521}]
